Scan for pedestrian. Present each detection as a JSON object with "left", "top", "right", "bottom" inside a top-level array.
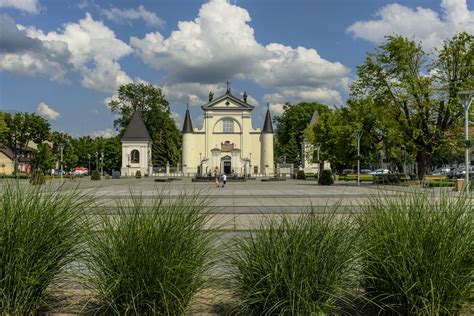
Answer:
[
  {"left": 222, "top": 173, "right": 227, "bottom": 187},
  {"left": 214, "top": 167, "right": 220, "bottom": 187}
]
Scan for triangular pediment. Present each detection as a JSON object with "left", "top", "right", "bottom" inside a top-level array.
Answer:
[{"left": 201, "top": 93, "right": 255, "bottom": 111}]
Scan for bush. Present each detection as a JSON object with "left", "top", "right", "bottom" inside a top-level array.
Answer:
[
  {"left": 135, "top": 170, "right": 142, "bottom": 178},
  {"left": 87, "top": 191, "right": 215, "bottom": 314},
  {"left": 318, "top": 170, "right": 334, "bottom": 185},
  {"left": 91, "top": 170, "right": 101, "bottom": 180},
  {"left": 296, "top": 170, "right": 306, "bottom": 179},
  {"left": 0, "top": 183, "right": 90, "bottom": 315},
  {"left": 424, "top": 180, "right": 455, "bottom": 188},
  {"left": 229, "top": 210, "right": 359, "bottom": 314},
  {"left": 29, "top": 170, "right": 46, "bottom": 185},
  {"left": 357, "top": 193, "right": 473, "bottom": 315}
]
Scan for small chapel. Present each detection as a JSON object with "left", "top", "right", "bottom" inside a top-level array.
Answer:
[{"left": 182, "top": 84, "right": 274, "bottom": 176}]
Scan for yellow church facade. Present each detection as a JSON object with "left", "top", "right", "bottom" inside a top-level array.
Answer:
[{"left": 182, "top": 87, "right": 274, "bottom": 176}]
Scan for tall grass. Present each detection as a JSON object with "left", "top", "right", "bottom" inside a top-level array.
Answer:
[
  {"left": 229, "top": 210, "right": 359, "bottom": 315},
  {"left": 0, "top": 182, "right": 90, "bottom": 315},
  {"left": 87, "top": 191, "right": 216, "bottom": 315},
  {"left": 358, "top": 192, "right": 473, "bottom": 315}
]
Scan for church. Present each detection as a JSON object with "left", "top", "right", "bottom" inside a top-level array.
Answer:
[{"left": 182, "top": 84, "right": 274, "bottom": 176}]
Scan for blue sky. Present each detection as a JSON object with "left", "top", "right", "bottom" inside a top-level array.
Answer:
[{"left": 0, "top": 0, "right": 472, "bottom": 137}]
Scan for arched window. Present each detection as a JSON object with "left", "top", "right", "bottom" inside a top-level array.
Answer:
[
  {"left": 223, "top": 119, "right": 234, "bottom": 133},
  {"left": 131, "top": 150, "right": 140, "bottom": 163}
]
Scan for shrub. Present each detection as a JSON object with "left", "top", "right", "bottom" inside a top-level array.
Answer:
[
  {"left": 296, "top": 170, "right": 306, "bottom": 179},
  {"left": 357, "top": 193, "right": 473, "bottom": 315},
  {"left": 135, "top": 170, "right": 142, "bottom": 178},
  {"left": 424, "top": 180, "right": 455, "bottom": 188},
  {"left": 229, "top": 210, "right": 359, "bottom": 314},
  {"left": 318, "top": 170, "right": 334, "bottom": 185},
  {"left": 29, "top": 170, "right": 46, "bottom": 185},
  {"left": 87, "top": 191, "right": 215, "bottom": 315},
  {"left": 91, "top": 170, "right": 101, "bottom": 180},
  {"left": 0, "top": 183, "right": 90, "bottom": 315}
]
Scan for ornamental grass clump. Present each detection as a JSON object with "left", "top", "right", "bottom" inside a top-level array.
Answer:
[
  {"left": 0, "top": 182, "right": 90, "bottom": 315},
  {"left": 229, "top": 210, "right": 359, "bottom": 315},
  {"left": 358, "top": 192, "right": 473, "bottom": 315},
  {"left": 87, "top": 191, "right": 216, "bottom": 315}
]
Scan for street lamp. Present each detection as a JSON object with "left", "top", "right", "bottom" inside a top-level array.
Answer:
[
  {"left": 100, "top": 150, "right": 104, "bottom": 176},
  {"left": 95, "top": 152, "right": 99, "bottom": 171},
  {"left": 59, "top": 144, "right": 64, "bottom": 180},
  {"left": 316, "top": 142, "right": 321, "bottom": 178},
  {"left": 249, "top": 153, "right": 252, "bottom": 174},
  {"left": 356, "top": 130, "right": 363, "bottom": 187},
  {"left": 88, "top": 154, "right": 91, "bottom": 176},
  {"left": 458, "top": 90, "right": 473, "bottom": 189},
  {"left": 199, "top": 152, "right": 202, "bottom": 176}
]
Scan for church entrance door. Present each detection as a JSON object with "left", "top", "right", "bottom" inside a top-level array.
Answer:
[{"left": 223, "top": 161, "right": 231, "bottom": 175}]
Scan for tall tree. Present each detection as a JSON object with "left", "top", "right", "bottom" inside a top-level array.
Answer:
[
  {"left": 109, "top": 83, "right": 181, "bottom": 166},
  {"left": 274, "top": 102, "right": 330, "bottom": 164},
  {"left": 30, "top": 143, "right": 54, "bottom": 174},
  {"left": 2, "top": 112, "right": 50, "bottom": 174},
  {"left": 351, "top": 33, "right": 473, "bottom": 179}
]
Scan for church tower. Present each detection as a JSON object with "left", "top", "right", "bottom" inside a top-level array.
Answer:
[
  {"left": 261, "top": 103, "right": 274, "bottom": 175},
  {"left": 181, "top": 104, "right": 194, "bottom": 175},
  {"left": 120, "top": 111, "right": 152, "bottom": 176}
]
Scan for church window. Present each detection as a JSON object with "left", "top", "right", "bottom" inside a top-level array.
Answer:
[
  {"left": 131, "top": 150, "right": 140, "bottom": 163},
  {"left": 223, "top": 119, "right": 234, "bottom": 133}
]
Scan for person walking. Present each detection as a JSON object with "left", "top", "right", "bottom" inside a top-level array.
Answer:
[
  {"left": 214, "top": 167, "right": 220, "bottom": 187},
  {"left": 221, "top": 173, "right": 227, "bottom": 187}
]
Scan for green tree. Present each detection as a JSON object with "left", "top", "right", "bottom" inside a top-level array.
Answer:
[
  {"left": 3, "top": 112, "right": 50, "bottom": 174},
  {"left": 0, "top": 111, "right": 9, "bottom": 145},
  {"left": 31, "top": 143, "right": 54, "bottom": 174},
  {"left": 108, "top": 83, "right": 181, "bottom": 166},
  {"left": 351, "top": 33, "right": 473, "bottom": 179},
  {"left": 274, "top": 102, "right": 330, "bottom": 164}
]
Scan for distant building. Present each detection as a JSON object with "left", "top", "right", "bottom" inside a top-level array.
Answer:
[
  {"left": 301, "top": 110, "right": 330, "bottom": 174},
  {"left": 120, "top": 111, "right": 152, "bottom": 176},
  {"left": 181, "top": 85, "right": 274, "bottom": 176},
  {"left": 0, "top": 141, "right": 37, "bottom": 175}
]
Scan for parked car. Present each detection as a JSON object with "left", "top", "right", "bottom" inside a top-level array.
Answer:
[
  {"left": 429, "top": 167, "right": 452, "bottom": 175},
  {"left": 360, "top": 169, "right": 372, "bottom": 174},
  {"left": 342, "top": 169, "right": 355, "bottom": 175},
  {"left": 447, "top": 167, "right": 474, "bottom": 179},
  {"left": 368, "top": 169, "right": 390, "bottom": 175},
  {"left": 70, "top": 167, "right": 89, "bottom": 175}
]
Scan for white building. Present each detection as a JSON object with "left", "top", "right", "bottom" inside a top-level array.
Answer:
[
  {"left": 120, "top": 111, "right": 152, "bottom": 176},
  {"left": 182, "top": 86, "right": 274, "bottom": 176},
  {"left": 302, "top": 110, "right": 330, "bottom": 174}
]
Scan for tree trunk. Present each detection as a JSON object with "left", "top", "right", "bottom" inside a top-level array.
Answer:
[{"left": 416, "top": 151, "right": 431, "bottom": 181}]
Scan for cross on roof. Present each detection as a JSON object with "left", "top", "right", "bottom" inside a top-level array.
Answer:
[{"left": 226, "top": 80, "right": 231, "bottom": 94}]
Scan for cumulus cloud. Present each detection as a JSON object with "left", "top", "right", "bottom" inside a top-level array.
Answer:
[
  {"left": 1, "top": 13, "right": 132, "bottom": 92},
  {"left": 347, "top": 0, "right": 474, "bottom": 50},
  {"left": 37, "top": 102, "right": 60, "bottom": 120},
  {"left": 91, "top": 128, "right": 117, "bottom": 138},
  {"left": 100, "top": 5, "right": 164, "bottom": 27},
  {"left": 0, "top": 0, "right": 39, "bottom": 14},
  {"left": 162, "top": 82, "right": 224, "bottom": 106},
  {"left": 0, "top": 14, "right": 73, "bottom": 81},
  {"left": 131, "top": 0, "right": 349, "bottom": 105}
]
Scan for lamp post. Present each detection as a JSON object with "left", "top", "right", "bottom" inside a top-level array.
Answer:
[
  {"left": 88, "top": 154, "right": 91, "bottom": 176},
  {"left": 249, "top": 152, "right": 252, "bottom": 174},
  {"left": 316, "top": 142, "right": 321, "bottom": 177},
  {"left": 458, "top": 90, "right": 473, "bottom": 189},
  {"left": 60, "top": 144, "right": 64, "bottom": 180},
  {"left": 100, "top": 150, "right": 104, "bottom": 176},
  {"left": 356, "top": 130, "right": 363, "bottom": 187},
  {"left": 95, "top": 152, "right": 98, "bottom": 171},
  {"left": 199, "top": 152, "right": 202, "bottom": 176}
]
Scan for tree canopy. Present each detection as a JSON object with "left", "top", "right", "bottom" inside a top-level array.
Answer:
[
  {"left": 274, "top": 102, "right": 330, "bottom": 164},
  {"left": 109, "top": 83, "right": 181, "bottom": 166}
]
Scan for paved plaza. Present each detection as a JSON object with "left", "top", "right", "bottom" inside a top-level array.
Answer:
[{"left": 31, "top": 177, "right": 469, "bottom": 231}]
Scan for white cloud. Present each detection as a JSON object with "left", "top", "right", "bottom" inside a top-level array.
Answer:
[
  {"left": 347, "top": 0, "right": 474, "bottom": 50},
  {"left": 0, "top": 0, "right": 39, "bottom": 14},
  {"left": 91, "top": 128, "right": 117, "bottom": 138},
  {"left": 131, "top": 0, "right": 350, "bottom": 104},
  {"left": 100, "top": 5, "right": 164, "bottom": 27},
  {"left": 37, "top": 102, "right": 60, "bottom": 120},
  {"left": 162, "top": 82, "right": 224, "bottom": 106},
  {"left": 5, "top": 13, "right": 133, "bottom": 92},
  {"left": 0, "top": 15, "right": 73, "bottom": 81},
  {"left": 171, "top": 111, "right": 182, "bottom": 128}
]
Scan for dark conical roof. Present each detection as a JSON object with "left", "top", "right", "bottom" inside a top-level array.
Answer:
[
  {"left": 262, "top": 108, "right": 273, "bottom": 133},
  {"left": 121, "top": 111, "right": 151, "bottom": 141},
  {"left": 182, "top": 108, "right": 193, "bottom": 133}
]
